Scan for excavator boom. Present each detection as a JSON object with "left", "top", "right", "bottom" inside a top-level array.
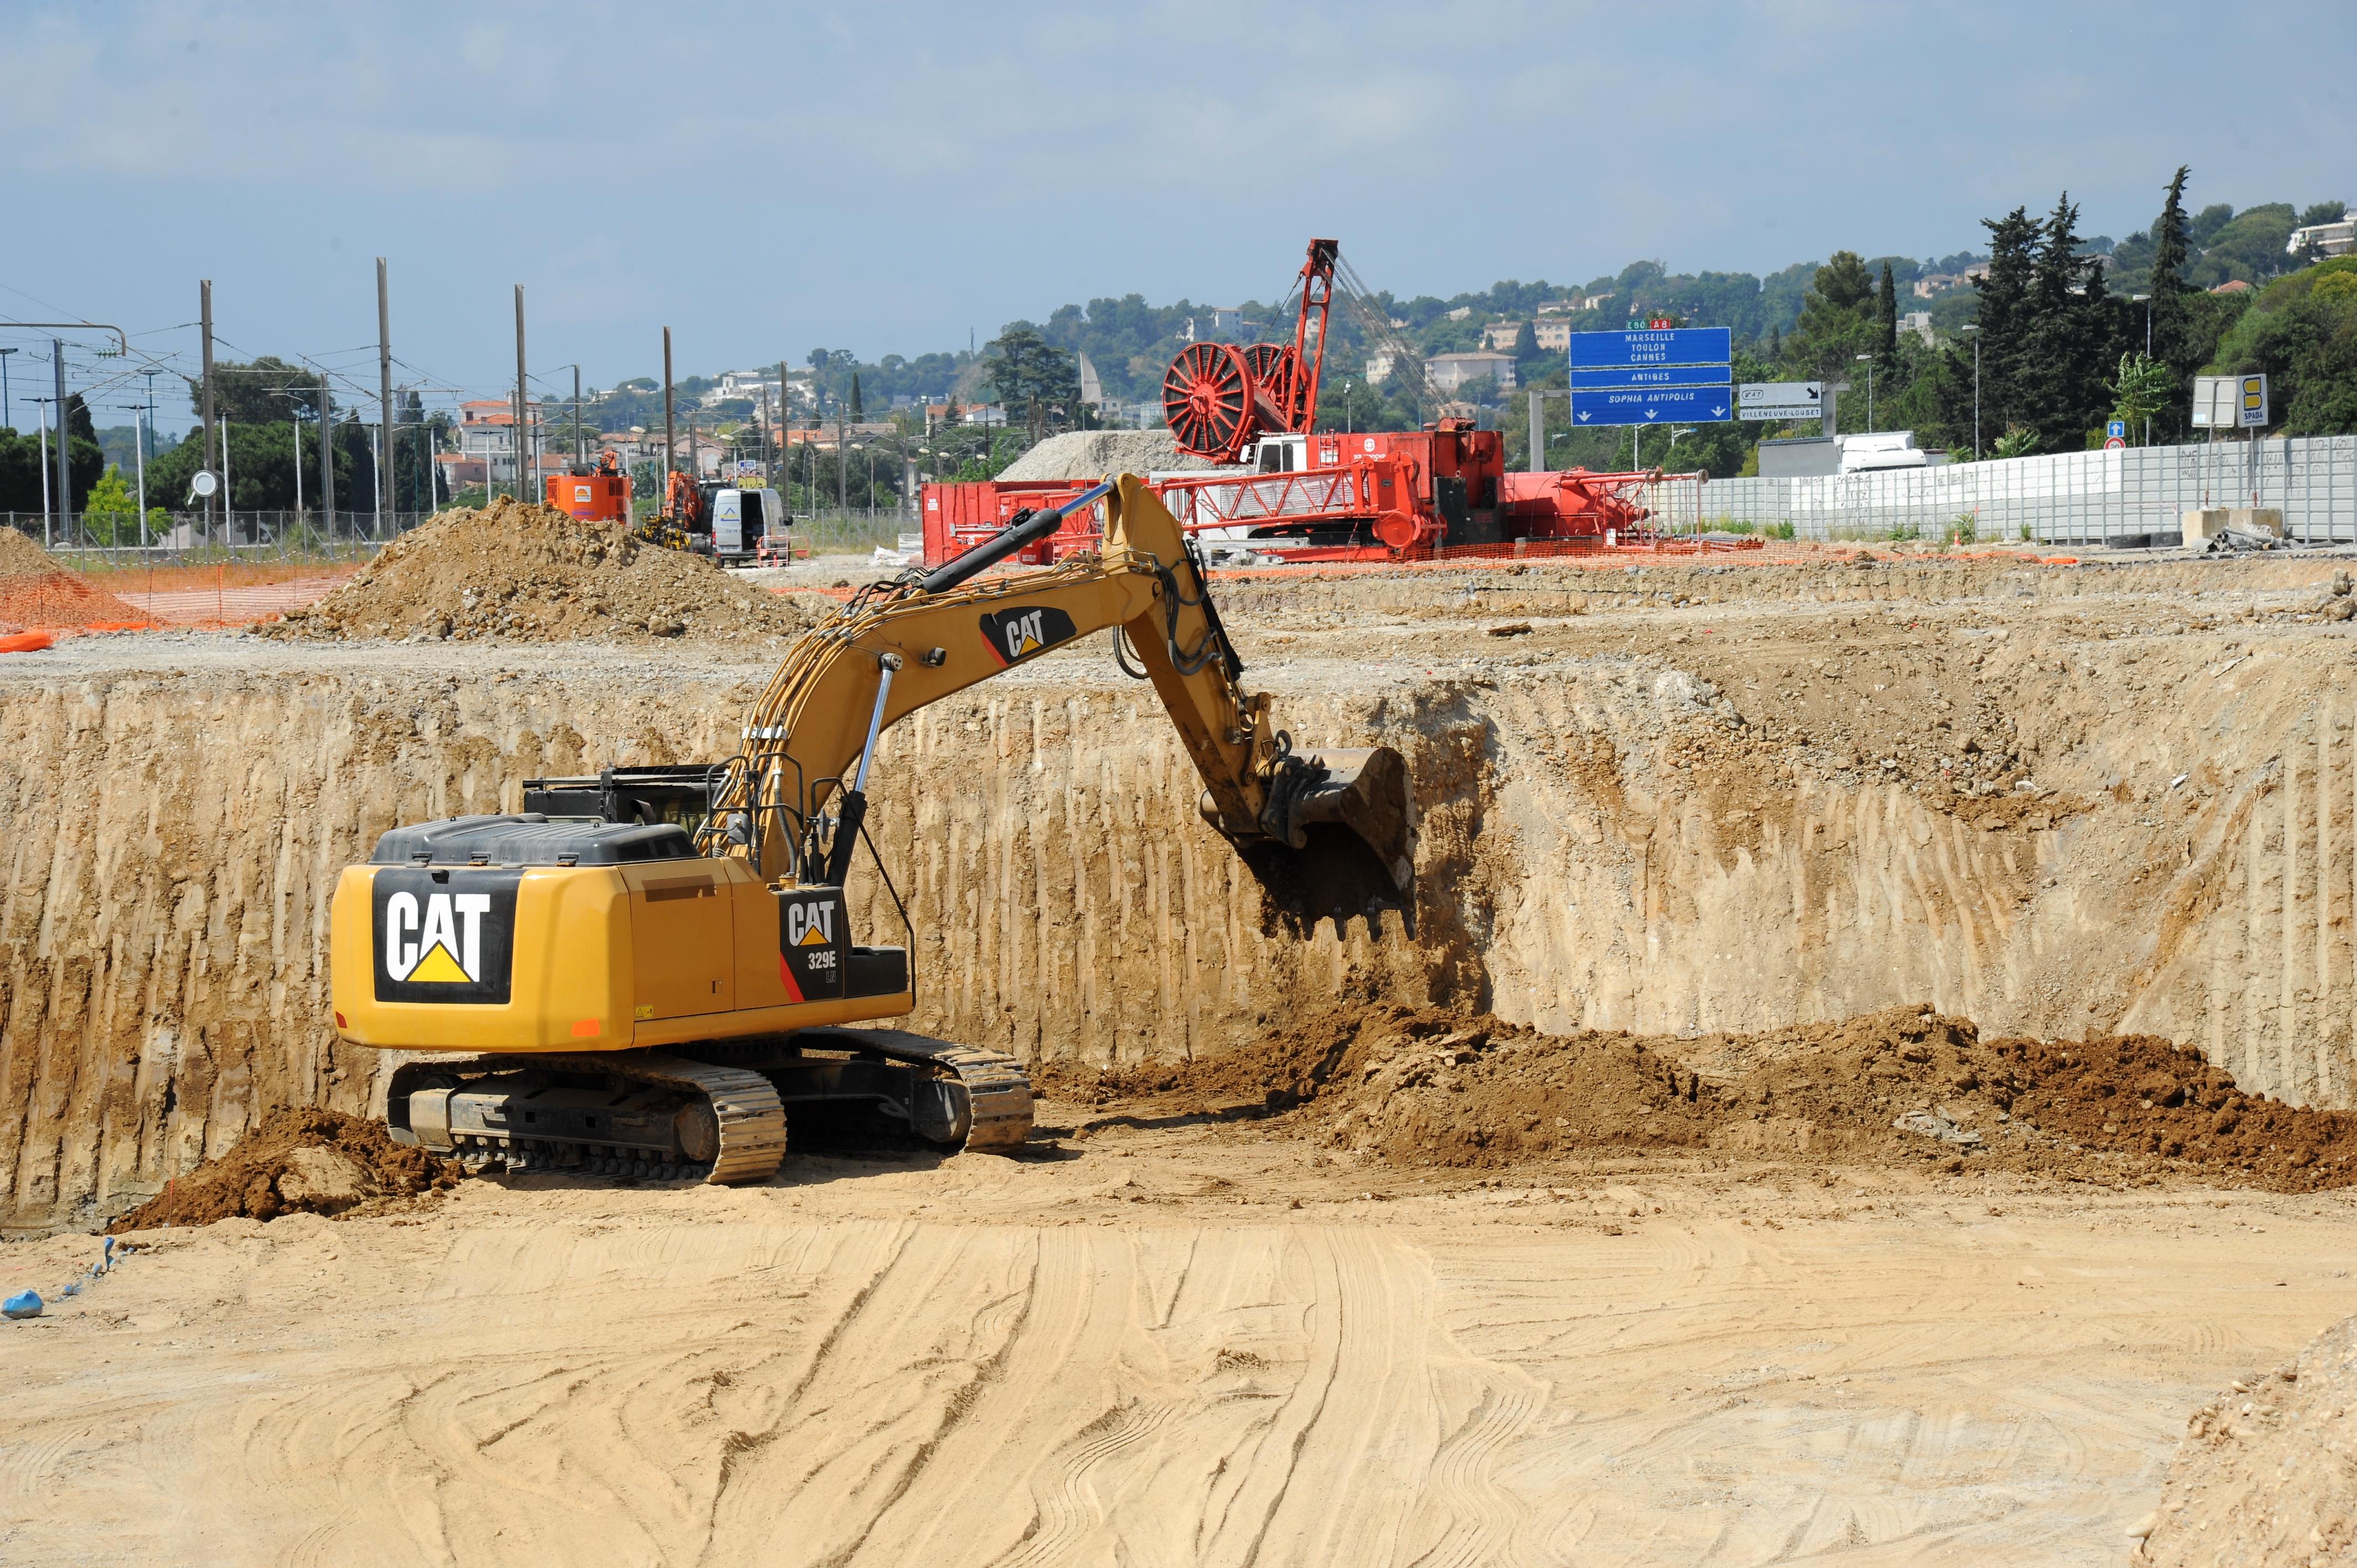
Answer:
[{"left": 706, "top": 474, "right": 1415, "bottom": 920}]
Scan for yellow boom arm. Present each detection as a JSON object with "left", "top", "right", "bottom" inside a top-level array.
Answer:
[{"left": 701, "top": 475, "right": 1413, "bottom": 918}]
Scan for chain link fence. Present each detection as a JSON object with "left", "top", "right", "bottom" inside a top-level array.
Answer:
[{"left": 1695, "top": 434, "right": 2357, "bottom": 546}]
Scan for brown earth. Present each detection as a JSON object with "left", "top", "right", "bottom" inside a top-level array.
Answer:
[
  {"left": 0, "top": 527, "right": 155, "bottom": 631},
  {"left": 20, "top": 547, "right": 2357, "bottom": 1229},
  {"left": 2140, "top": 1314, "right": 2357, "bottom": 1566},
  {"left": 1037, "top": 1002, "right": 2357, "bottom": 1191},
  {"left": 105, "top": 1106, "right": 461, "bottom": 1230},
  {"left": 257, "top": 496, "right": 827, "bottom": 644}
]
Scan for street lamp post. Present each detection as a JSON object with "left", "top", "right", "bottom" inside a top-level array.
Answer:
[
  {"left": 1854, "top": 353, "right": 1875, "bottom": 432},
  {"left": 2132, "top": 294, "right": 2154, "bottom": 446},
  {"left": 271, "top": 390, "right": 306, "bottom": 520},
  {"left": 1959, "top": 326, "right": 1982, "bottom": 459}
]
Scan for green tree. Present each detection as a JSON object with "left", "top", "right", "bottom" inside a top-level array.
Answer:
[
  {"left": 2107, "top": 352, "right": 2171, "bottom": 441},
  {"left": 1991, "top": 426, "right": 2039, "bottom": 460},
  {"left": 2018, "top": 194, "right": 2124, "bottom": 450},
  {"left": 79, "top": 464, "right": 169, "bottom": 545},
  {"left": 1957, "top": 207, "right": 2039, "bottom": 439},
  {"left": 182, "top": 356, "right": 326, "bottom": 424},
  {"left": 982, "top": 328, "right": 1079, "bottom": 423},
  {"left": 1787, "top": 251, "right": 1877, "bottom": 376},
  {"left": 1875, "top": 259, "right": 1900, "bottom": 367},
  {"left": 851, "top": 373, "right": 863, "bottom": 421},
  {"left": 2205, "top": 256, "right": 2357, "bottom": 435}
]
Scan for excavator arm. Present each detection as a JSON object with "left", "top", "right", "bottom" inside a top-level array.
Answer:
[{"left": 701, "top": 474, "right": 1416, "bottom": 922}]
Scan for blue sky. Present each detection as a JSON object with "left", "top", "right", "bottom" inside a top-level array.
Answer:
[{"left": 3, "top": 0, "right": 2349, "bottom": 425}]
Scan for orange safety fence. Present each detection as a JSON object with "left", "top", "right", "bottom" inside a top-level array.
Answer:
[{"left": 0, "top": 560, "right": 363, "bottom": 635}]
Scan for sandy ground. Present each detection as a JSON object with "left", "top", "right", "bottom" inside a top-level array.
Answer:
[
  {"left": 12, "top": 543, "right": 2357, "bottom": 1564},
  {"left": 6, "top": 1105, "right": 2353, "bottom": 1567}
]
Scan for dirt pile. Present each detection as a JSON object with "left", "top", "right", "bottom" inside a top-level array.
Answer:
[
  {"left": 107, "top": 1108, "right": 462, "bottom": 1231},
  {"left": 995, "top": 430, "right": 1223, "bottom": 481},
  {"left": 1046, "top": 1004, "right": 2357, "bottom": 1188},
  {"left": 259, "top": 497, "right": 826, "bottom": 644},
  {"left": 2140, "top": 1316, "right": 2357, "bottom": 1565},
  {"left": 0, "top": 528, "right": 153, "bottom": 631}
]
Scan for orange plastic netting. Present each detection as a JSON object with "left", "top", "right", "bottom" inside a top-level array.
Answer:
[{"left": 0, "top": 530, "right": 155, "bottom": 632}]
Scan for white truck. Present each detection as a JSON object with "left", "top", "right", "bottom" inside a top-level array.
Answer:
[{"left": 700, "top": 486, "right": 789, "bottom": 564}]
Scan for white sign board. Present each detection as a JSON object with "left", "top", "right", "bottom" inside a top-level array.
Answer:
[
  {"left": 2193, "top": 374, "right": 2269, "bottom": 429},
  {"left": 1738, "top": 380, "right": 1824, "bottom": 421}
]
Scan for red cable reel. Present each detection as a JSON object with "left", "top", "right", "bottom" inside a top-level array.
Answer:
[{"left": 1161, "top": 343, "right": 1258, "bottom": 464}]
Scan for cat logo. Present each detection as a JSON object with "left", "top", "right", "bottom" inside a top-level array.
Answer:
[
  {"left": 784, "top": 896, "right": 835, "bottom": 948},
  {"left": 372, "top": 869, "right": 519, "bottom": 1004},
  {"left": 385, "top": 890, "right": 491, "bottom": 983},
  {"left": 776, "top": 889, "right": 847, "bottom": 1003},
  {"left": 978, "top": 605, "right": 1078, "bottom": 667}
]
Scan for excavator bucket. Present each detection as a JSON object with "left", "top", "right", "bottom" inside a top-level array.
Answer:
[{"left": 1248, "top": 744, "right": 1418, "bottom": 931}]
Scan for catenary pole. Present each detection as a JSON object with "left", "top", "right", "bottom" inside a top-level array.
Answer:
[
  {"left": 133, "top": 401, "right": 148, "bottom": 546},
  {"left": 377, "top": 258, "right": 393, "bottom": 536},
  {"left": 199, "top": 281, "right": 217, "bottom": 540},
  {"left": 37, "top": 396, "right": 51, "bottom": 544},
  {"left": 662, "top": 327, "right": 675, "bottom": 511},
  {"left": 319, "top": 381, "right": 335, "bottom": 530},
  {"left": 514, "top": 285, "right": 529, "bottom": 506},
  {"left": 51, "top": 340, "right": 71, "bottom": 545}
]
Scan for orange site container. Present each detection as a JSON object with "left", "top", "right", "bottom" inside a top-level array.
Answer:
[{"left": 544, "top": 471, "right": 632, "bottom": 522}]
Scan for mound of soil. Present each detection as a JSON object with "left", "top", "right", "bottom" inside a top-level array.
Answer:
[
  {"left": 108, "top": 1108, "right": 462, "bottom": 1231},
  {"left": 994, "top": 430, "right": 1222, "bottom": 482},
  {"left": 2140, "top": 1316, "right": 2357, "bottom": 1565},
  {"left": 1041, "top": 1003, "right": 2357, "bottom": 1189},
  {"left": 258, "top": 497, "right": 826, "bottom": 644},
  {"left": 0, "top": 527, "right": 155, "bottom": 632}
]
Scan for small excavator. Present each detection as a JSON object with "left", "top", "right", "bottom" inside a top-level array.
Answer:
[{"left": 328, "top": 476, "right": 1417, "bottom": 1183}]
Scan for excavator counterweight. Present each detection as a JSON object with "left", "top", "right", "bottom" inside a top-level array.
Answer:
[{"left": 328, "top": 475, "right": 1416, "bottom": 1184}]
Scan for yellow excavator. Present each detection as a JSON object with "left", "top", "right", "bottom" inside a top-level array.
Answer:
[{"left": 327, "top": 476, "right": 1416, "bottom": 1183}]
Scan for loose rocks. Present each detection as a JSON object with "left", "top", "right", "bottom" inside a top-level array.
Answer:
[{"left": 2142, "top": 1316, "right": 2357, "bottom": 1566}]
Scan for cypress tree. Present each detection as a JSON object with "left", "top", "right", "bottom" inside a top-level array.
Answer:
[
  {"left": 2019, "top": 194, "right": 2124, "bottom": 451},
  {"left": 1876, "top": 260, "right": 1900, "bottom": 365},
  {"left": 2147, "top": 166, "right": 2198, "bottom": 437},
  {"left": 1973, "top": 207, "right": 2039, "bottom": 436}
]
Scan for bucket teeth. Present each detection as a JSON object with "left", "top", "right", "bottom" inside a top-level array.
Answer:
[{"left": 1246, "top": 744, "right": 1418, "bottom": 928}]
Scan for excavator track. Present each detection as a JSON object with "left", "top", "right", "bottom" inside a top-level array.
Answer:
[
  {"left": 382, "top": 1051, "right": 788, "bottom": 1185},
  {"left": 788, "top": 1027, "right": 1035, "bottom": 1153}
]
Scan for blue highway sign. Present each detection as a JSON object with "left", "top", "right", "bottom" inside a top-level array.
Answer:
[
  {"left": 1571, "top": 385, "right": 1735, "bottom": 425},
  {"left": 1569, "top": 363, "right": 1732, "bottom": 391},
  {"left": 1569, "top": 327, "right": 1732, "bottom": 369}
]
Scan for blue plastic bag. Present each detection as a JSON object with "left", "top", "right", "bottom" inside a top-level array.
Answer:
[{"left": 2, "top": 1290, "right": 41, "bottom": 1320}]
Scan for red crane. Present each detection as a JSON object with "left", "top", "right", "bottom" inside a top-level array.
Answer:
[{"left": 1162, "top": 238, "right": 1338, "bottom": 463}]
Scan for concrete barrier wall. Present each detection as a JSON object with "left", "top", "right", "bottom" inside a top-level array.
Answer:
[{"left": 1697, "top": 434, "right": 2357, "bottom": 545}]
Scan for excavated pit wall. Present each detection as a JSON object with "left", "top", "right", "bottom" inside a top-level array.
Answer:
[{"left": 4, "top": 607, "right": 2356, "bottom": 1225}]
